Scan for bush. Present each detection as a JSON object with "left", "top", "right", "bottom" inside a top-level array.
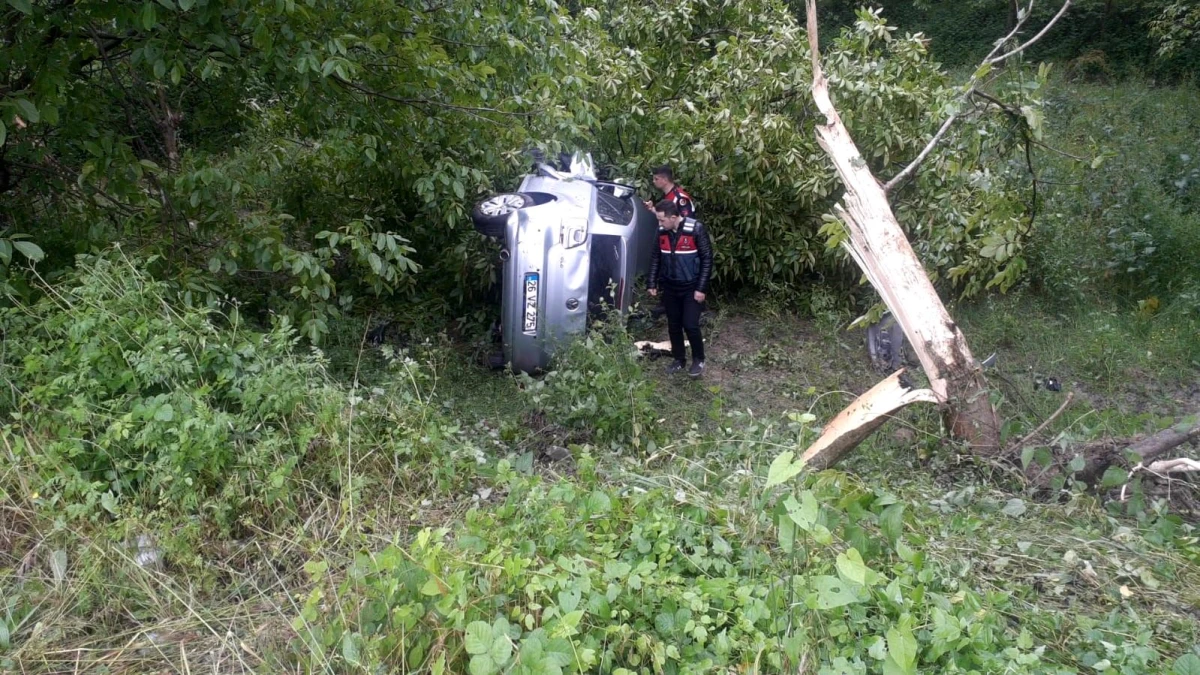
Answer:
[
  {"left": 0, "top": 253, "right": 350, "bottom": 525},
  {"left": 0, "top": 253, "right": 488, "bottom": 529},
  {"left": 282, "top": 465, "right": 1055, "bottom": 674},
  {"left": 519, "top": 319, "right": 660, "bottom": 450}
]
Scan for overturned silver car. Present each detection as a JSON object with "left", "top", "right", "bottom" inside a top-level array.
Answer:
[{"left": 472, "top": 153, "right": 658, "bottom": 373}]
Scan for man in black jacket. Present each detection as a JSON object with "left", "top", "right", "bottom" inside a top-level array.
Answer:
[{"left": 648, "top": 200, "right": 713, "bottom": 378}]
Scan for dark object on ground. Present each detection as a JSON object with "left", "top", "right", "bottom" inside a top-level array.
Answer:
[
  {"left": 545, "top": 445, "right": 572, "bottom": 462},
  {"left": 689, "top": 361, "right": 705, "bottom": 378},
  {"left": 666, "top": 360, "right": 685, "bottom": 375},
  {"left": 1034, "top": 375, "right": 1062, "bottom": 392},
  {"left": 866, "top": 311, "right": 909, "bottom": 372},
  {"left": 366, "top": 320, "right": 393, "bottom": 345}
]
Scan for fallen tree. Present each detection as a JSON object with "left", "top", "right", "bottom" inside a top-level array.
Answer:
[{"left": 799, "top": 0, "right": 1072, "bottom": 466}]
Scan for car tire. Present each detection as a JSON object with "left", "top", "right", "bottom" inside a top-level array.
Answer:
[{"left": 472, "top": 193, "right": 532, "bottom": 238}]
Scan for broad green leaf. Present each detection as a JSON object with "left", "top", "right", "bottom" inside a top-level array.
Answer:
[
  {"left": 885, "top": 622, "right": 918, "bottom": 674},
  {"left": 766, "top": 450, "right": 805, "bottom": 487},
  {"left": 464, "top": 621, "right": 493, "bottom": 655},
  {"left": 0, "top": 120, "right": 6, "bottom": 146},
  {"left": 1100, "top": 466, "right": 1128, "bottom": 489},
  {"left": 469, "top": 654, "right": 497, "bottom": 675},
  {"left": 1068, "top": 455, "right": 1086, "bottom": 473},
  {"left": 100, "top": 491, "right": 119, "bottom": 514},
  {"left": 6, "top": 0, "right": 31, "bottom": 15},
  {"left": 785, "top": 490, "right": 820, "bottom": 531},
  {"left": 777, "top": 513, "right": 796, "bottom": 553},
  {"left": 1174, "top": 654, "right": 1200, "bottom": 675},
  {"left": 836, "top": 548, "right": 873, "bottom": 586},
  {"left": 880, "top": 503, "right": 905, "bottom": 543},
  {"left": 50, "top": 549, "right": 68, "bottom": 585},
  {"left": 812, "top": 575, "right": 859, "bottom": 609},
  {"left": 15, "top": 98, "right": 39, "bottom": 124},
  {"left": 142, "top": 3, "right": 158, "bottom": 30},
  {"left": 1001, "top": 498, "right": 1026, "bottom": 517},
  {"left": 419, "top": 577, "right": 445, "bottom": 595},
  {"left": 341, "top": 632, "right": 361, "bottom": 666},
  {"left": 489, "top": 635, "right": 513, "bottom": 666}
]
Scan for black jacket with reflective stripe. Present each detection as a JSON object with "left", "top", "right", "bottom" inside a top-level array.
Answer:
[{"left": 648, "top": 218, "right": 713, "bottom": 293}]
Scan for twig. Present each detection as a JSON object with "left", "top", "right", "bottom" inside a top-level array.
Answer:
[
  {"left": 987, "top": 1, "right": 1074, "bottom": 66},
  {"left": 1013, "top": 391, "right": 1074, "bottom": 450}
]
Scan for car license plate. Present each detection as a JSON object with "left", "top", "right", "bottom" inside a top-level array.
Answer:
[{"left": 523, "top": 273, "right": 539, "bottom": 334}]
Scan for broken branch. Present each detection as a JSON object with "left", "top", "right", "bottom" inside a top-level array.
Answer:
[
  {"left": 1013, "top": 391, "right": 1074, "bottom": 450},
  {"left": 800, "top": 369, "right": 940, "bottom": 471}
]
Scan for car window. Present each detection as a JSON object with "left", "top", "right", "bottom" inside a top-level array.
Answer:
[{"left": 595, "top": 190, "right": 634, "bottom": 225}]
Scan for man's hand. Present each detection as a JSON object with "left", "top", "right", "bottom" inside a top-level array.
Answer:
[
  {"left": 649, "top": 288, "right": 658, "bottom": 297},
  {"left": 643, "top": 199, "right": 654, "bottom": 210},
  {"left": 694, "top": 291, "right": 706, "bottom": 303}
]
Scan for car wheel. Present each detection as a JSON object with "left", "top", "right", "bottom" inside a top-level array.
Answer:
[{"left": 472, "top": 193, "right": 532, "bottom": 238}]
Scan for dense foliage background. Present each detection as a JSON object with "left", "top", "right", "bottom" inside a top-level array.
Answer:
[{"left": 2, "top": 1, "right": 1199, "bottom": 673}]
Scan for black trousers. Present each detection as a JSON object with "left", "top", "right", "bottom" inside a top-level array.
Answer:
[{"left": 662, "top": 285, "right": 705, "bottom": 363}]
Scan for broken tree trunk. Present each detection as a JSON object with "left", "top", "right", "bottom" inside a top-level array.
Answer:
[
  {"left": 800, "top": 369, "right": 940, "bottom": 470},
  {"left": 802, "top": 0, "right": 1001, "bottom": 453},
  {"left": 1025, "top": 417, "right": 1200, "bottom": 490}
]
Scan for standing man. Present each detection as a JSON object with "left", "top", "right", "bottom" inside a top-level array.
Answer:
[
  {"left": 643, "top": 164, "right": 696, "bottom": 218},
  {"left": 648, "top": 200, "right": 713, "bottom": 378}
]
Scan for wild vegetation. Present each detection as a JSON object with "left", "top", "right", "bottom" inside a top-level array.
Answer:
[{"left": 2, "top": 0, "right": 1199, "bottom": 673}]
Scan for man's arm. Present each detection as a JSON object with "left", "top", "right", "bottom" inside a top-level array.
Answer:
[
  {"left": 647, "top": 238, "right": 661, "bottom": 294},
  {"left": 695, "top": 222, "right": 713, "bottom": 294}
]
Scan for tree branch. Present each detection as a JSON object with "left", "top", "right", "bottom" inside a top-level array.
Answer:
[
  {"left": 883, "top": 108, "right": 963, "bottom": 193},
  {"left": 987, "top": 0, "right": 1073, "bottom": 66},
  {"left": 881, "top": 0, "right": 1072, "bottom": 194}
]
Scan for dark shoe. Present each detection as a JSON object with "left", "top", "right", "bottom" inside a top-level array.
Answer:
[
  {"left": 689, "top": 361, "right": 705, "bottom": 378},
  {"left": 665, "top": 360, "right": 685, "bottom": 375}
]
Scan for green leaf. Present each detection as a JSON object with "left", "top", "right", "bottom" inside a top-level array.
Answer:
[
  {"left": 0, "top": 120, "right": 6, "bottom": 146},
  {"left": 469, "top": 654, "right": 497, "bottom": 675},
  {"left": 1001, "top": 498, "right": 1026, "bottom": 517},
  {"left": 50, "top": 549, "right": 68, "bottom": 585},
  {"left": 766, "top": 450, "right": 805, "bottom": 487},
  {"left": 836, "top": 548, "right": 874, "bottom": 587},
  {"left": 1068, "top": 455, "right": 1086, "bottom": 473},
  {"left": 777, "top": 513, "right": 795, "bottom": 553},
  {"left": 15, "top": 98, "right": 39, "bottom": 124},
  {"left": 885, "top": 622, "right": 918, "bottom": 675},
  {"left": 6, "top": 0, "right": 31, "bottom": 15},
  {"left": 880, "top": 503, "right": 905, "bottom": 543},
  {"left": 464, "top": 621, "right": 493, "bottom": 655},
  {"left": 419, "top": 577, "right": 445, "bottom": 596},
  {"left": 154, "top": 403, "right": 175, "bottom": 422},
  {"left": 341, "top": 632, "right": 361, "bottom": 666},
  {"left": 785, "top": 490, "right": 820, "bottom": 531},
  {"left": 1173, "top": 654, "right": 1200, "bottom": 675},
  {"left": 100, "top": 491, "right": 119, "bottom": 514},
  {"left": 178, "top": 0, "right": 193, "bottom": 9},
  {"left": 489, "top": 635, "right": 513, "bottom": 666},
  {"left": 1100, "top": 466, "right": 1128, "bottom": 489},
  {"left": 142, "top": 2, "right": 158, "bottom": 30},
  {"left": 812, "top": 575, "right": 860, "bottom": 609}
]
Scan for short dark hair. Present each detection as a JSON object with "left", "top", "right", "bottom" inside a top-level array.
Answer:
[
  {"left": 654, "top": 200, "right": 679, "bottom": 217},
  {"left": 652, "top": 164, "right": 674, "bottom": 180}
]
